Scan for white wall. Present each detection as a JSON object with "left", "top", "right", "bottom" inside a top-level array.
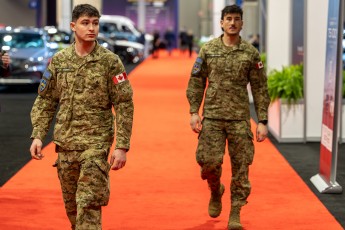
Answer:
[
  {"left": 305, "top": 0, "right": 328, "bottom": 141},
  {"left": 242, "top": 1, "right": 259, "bottom": 41},
  {"left": 213, "top": 0, "right": 225, "bottom": 37},
  {"left": 266, "top": 0, "right": 291, "bottom": 72},
  {"left": 57, "top": 0, "right": 102, "bottom": 32}
]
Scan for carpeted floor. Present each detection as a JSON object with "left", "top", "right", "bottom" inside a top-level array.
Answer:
[{"left": 0, "top": 50, "right": 344, "bottom": 229}]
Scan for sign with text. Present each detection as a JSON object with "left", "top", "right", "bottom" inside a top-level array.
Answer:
[{"left": 311, "top": 0, "right": 343, "bottom": 194}]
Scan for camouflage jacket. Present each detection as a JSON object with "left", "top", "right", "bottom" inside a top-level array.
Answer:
[
  {"left": 31, "top": 42, "right": 134, "bottom": 150},
  {"left": 186, "top": 36, "right": 270, "bottom": 121}
]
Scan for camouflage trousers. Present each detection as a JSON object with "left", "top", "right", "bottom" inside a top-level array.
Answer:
[
  {"left": 55, "top": 146, "right": 111, "bottom": 230},
  {"left": 196, "top": 118, "right": 254, "bottom": 207}
]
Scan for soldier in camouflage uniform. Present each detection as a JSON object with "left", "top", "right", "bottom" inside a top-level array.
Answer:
[
  {"left": 29, "top": 4, "right": 134, "bottom": 230},
  {"left": 186, "top": 5, "right": 270, "bottom": 230}
]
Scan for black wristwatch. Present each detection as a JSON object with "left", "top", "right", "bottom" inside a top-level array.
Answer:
[{"left": 258, "top": 120, "right": 268, "bottom": 125}]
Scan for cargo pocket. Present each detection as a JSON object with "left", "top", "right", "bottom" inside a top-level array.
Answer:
[
  {"left": 245, "top": 127, "right": 255, "bottom": 165},
  {"left": 89, "top": 159, "right": 111, "bottom": 206}
]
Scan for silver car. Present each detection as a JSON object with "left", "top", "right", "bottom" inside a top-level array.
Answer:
[{"left": 0, "top": 27, "right": 58, "bottom": 86}]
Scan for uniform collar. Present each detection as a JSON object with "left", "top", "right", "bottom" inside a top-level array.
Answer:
[
  {"left": 218, "top": 35, "right": 245, "bottom": 51},
  {"left": 69, "top": 41, "right": 102, "bottom": 63}
]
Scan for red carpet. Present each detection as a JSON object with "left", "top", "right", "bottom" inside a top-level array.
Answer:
[{"left": 0, "top": 50, "right": 342, "bottom": 229}]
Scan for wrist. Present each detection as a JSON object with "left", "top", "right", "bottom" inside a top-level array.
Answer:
[
  {"left": 258, "top": 120, "right": 268, "bottom": 125},
  {"left": 116, "top": 148, "right": 128, "bottom": 152}
]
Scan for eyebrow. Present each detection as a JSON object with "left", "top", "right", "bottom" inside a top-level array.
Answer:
[{"left": 80, "top": 18, "right": 99, "bottom": 23}]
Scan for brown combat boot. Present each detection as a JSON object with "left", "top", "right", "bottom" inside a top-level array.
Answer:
[
  {"left": 208, "top": 183, "right": 225, "bottom": 218},
  {"left": 228, "top": 206, "right": 242, "bottom": 230}
]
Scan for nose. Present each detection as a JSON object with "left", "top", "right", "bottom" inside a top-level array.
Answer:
[{"left": 88, "top": 24, "right": 95, "bottom": 30}]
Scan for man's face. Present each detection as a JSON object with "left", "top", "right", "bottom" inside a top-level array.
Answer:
[
  {"left": 220, "top": 13, "right": 243, "bottom": 36},
  {"left": 71, "top": 15, "right": 99, "bottom": 42}
]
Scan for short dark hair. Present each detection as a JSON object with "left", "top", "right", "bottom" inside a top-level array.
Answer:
[
  {"left": 221, "top": 4, "right": 243, "bottom": 20},
  {"left": 72, "top": 4, "right": 101, "bottom": 22}
]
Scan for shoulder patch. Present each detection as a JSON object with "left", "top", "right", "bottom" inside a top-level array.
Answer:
[
  {"left": 255, "top": 61, "right": 264, "bottom": 69},
  {"left": 192, "top": 57, "right": 203, "bottom": 75},
  {"left": 39, "top": 78, "right": 47, "bottom": 92},
  {"left": 42, "top": 69, "right": 51, "bottom": 80},
  {"left": 112, "top": 72, "right": 128, "bottom": 85}
]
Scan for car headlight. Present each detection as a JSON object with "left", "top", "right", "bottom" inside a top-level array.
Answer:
[
  {"left": 126, "top": 47, "right": 134, "bottom": 53},
  {"left": 24, "top": 58, "right": 48, "bottom": 71}
]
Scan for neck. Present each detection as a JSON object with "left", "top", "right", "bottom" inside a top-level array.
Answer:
[
  {"left": 74, "top": 39, "right": 96, "bottom": 57},
  {"left": 222, "top": 34, "right": 240, "bottom": 47}
]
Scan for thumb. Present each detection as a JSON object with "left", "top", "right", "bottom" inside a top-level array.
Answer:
[
  {"left": 36, "top": 145, "right": 42, "bottom": 155},
  {"left": 109, "top": 154, "right": 115, "bottom": 165}
]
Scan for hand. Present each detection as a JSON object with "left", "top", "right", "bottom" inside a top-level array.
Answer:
[
  {"left": 256, "top": 123, "right": 268, "bottom": 142},
  {"left": 110, "top": 148, "right": 127, "bottom": 170},
  {"left": 30, "top": 138, "right": 44, "bottom": 160},
  {"left": 190, "top": 113, "right": 202, "bottom": 133},
  {"left": 1, "top": 52, "right": 10, "bottom": 69}
]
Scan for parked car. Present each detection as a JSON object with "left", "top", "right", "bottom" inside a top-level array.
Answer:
[
  {"left": 44, "top": 26, "right": 71, "bottom": 50},
  {"left": 98, "top": 34, "right": 144, "bottom": 64},
  {"left": 0, "top": 26, "right": 58, "bottom": 86},
  {"left": 99, "top": 15, "right": 142, "bottom": 42}
]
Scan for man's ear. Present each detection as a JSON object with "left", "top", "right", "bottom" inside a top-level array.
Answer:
[{"left": 70, "top": 22, "right": 76, "bottom": 32}]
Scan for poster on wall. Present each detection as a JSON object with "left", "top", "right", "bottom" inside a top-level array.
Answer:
[{"left": 310, "top": 0, "right": 343, "bottom": 194}]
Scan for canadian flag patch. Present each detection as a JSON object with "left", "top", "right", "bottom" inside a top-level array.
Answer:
[
  {"left": 112, "top": 72, "right": 128, "bottom": 85},
  {"left": 256, "top": 61, "right": 264, "bottom": 69}
]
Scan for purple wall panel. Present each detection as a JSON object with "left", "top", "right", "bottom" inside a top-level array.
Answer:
[{"left": 102, "top": 0, "right": 177, "bottom": 36}]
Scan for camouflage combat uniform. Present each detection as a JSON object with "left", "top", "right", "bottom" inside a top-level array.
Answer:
[
  {"left": 186, "top": 36, "right": 270, "bottom": 207},
  {"left": 31, "top": 42, "right": 134, "bottom": 230}
]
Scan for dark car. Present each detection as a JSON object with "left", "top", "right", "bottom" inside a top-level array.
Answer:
[
  {"left": 0, "top": 26, "right": 58, "bottom": 86},
  {"left": 97, "top": 34, "right": 144, "bottom": 64}
]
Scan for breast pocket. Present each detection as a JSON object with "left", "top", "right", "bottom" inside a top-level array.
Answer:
[
  {"left": 56, "top": 71, "right": 75, "bottom": 97},
  {"left": 230, "top": 60, "right": 250, "bottom": 86},
  {"left": 84, "top": 73, "right": 109, "bottom": 107}
]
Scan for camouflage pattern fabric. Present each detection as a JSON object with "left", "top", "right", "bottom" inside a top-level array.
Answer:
[
  {"left": 56, "top": 147, "right": 110, "bottom": 230},
  {"left": 196, "top": 118, "right": 254, "bottom": 207},
  {"left": 30, "top": 41, "right": 134, "bottom": 151},
  {"left": 186, "top": 36, "right": 270, "bottom": 121}
]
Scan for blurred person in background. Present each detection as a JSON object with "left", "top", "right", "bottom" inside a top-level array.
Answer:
[
  {"left": 152, "top": 29, "right": 161, "bottom": 58},
  {"left": 179, "top": 26, "right": 188, "bottom": 55},
  {"left": 186, "top": 29, "right": 194, "bottom": 57},
  {"left": 0, "top": 50, "right": 10, "bottom": 111},
  {"left": 164, "top": 27, "right": 176, "bottom": 56},
  {"left": 186, "top": 4, "right": 270, "bottom": 230},
  {"left": 0, "top": 50, "right": 10, "bottom": 77},
  {"left": 248, "top": 34, "right": 260, "bottom": 51},
  {"left": 29, "top": 4, "right": 134, "bottom": 230}
]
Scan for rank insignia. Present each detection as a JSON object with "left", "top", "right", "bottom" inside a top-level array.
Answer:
[{"left": 192, "top": 57, "right": 203, "bottom": 75}]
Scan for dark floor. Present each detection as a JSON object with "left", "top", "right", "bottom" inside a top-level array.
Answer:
[{"left": 0, "top": 62, "right": 344, "bottom": 228}]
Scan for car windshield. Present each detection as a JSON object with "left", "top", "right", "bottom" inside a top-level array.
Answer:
[
  {"left": 100, "top": 22, "right": 120, "bottom": 36},
  {"left": 0, "top": 32, "right": 44, "bottom": 49}
]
